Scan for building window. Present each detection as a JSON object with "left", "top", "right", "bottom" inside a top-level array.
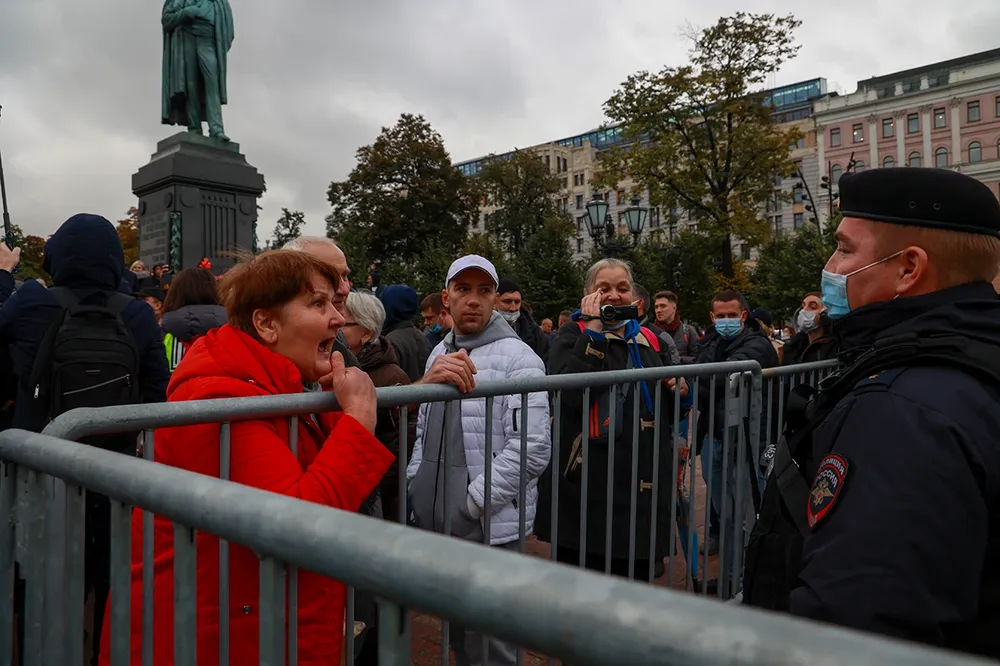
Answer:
[
  {"left": 933, "top": 108, "right": 946, "bottom": 128},
  {"left": 649, "top": 207, "right": 660, "bottom": 228},
  {"left": 830, "top": 164, "right": 842, "bottom": 183},
  {"left": 854, "top": 160, "right": 866, "bottom": 172},
  {"left": 773, "top": 193, "right": 782, "bottom": 211},
  {"left": 740, "top": 245, "right": 751, "bottom": 261},
  {"left": 882, "top": 118, "right": 894, "bottom": 138},
  {"left": 908, "top": 151, "right": 921, "bottom": 167},
  {"left": 883, "top": 155, "right": 895, "bottom": 168},
  {"left": 616, "top": 190, "right": 625, "bottom": 205},
  {"left": 687, "top": 224, "right": 697, "bottom": 233},
  {"left": 793, "top": 187, "right": 803, "bottom": 203},
  {"left": 830, "top": 128, "right": 841, "bottom": 147},
  {"left": 544, "top": 155, "right": 550, "bottom": 170},
  {"left": 996, "top": 96, "right": 1000, "bottom": 118},
  {"left": 774, "top": 215, "right": 784, "bottom": 237},
  {"left": 935, "top": 147, "right": 948, "bottom": 168},
  {"left": 794, "top": 212, "right": 804, "bottom": 229},
  {"left": 907, "top": 113, "right": 919, "bottom": 133},
  {"left": 852, "top": 124, "right": 864, "bottom": 143},
  {"left": 576, "top": 238, "right": 584, "bottom": 253},
  {"left": 575, "top": 194, "right": 583, "bottom": 209},
  {"left": 968, "top": 101, "right": 981, "bottom": 122},
  {"left": 969, "top": 141, "right": 982, "bottom": 163}
]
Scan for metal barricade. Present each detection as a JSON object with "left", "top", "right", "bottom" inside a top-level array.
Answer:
[
  {"left": 30, "top": 359, "right": 836, "bottom": 664},
  {"left": 0, "top": 428, "right": 992, "bottom": 666}
]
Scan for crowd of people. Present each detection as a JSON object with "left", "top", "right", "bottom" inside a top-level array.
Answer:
[{"left": 3, "top": 168, "right": 1000, "bottom": 664}]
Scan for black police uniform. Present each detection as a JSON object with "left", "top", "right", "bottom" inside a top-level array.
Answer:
[{"left": 743, "top": 168, "right": 1000, "bottom": 659}]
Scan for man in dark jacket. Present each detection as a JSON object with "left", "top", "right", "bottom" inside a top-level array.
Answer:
[
  {"left": 696, "top": 289, "right": 778, "bottom": 555},
  {"left": 495, "top": 278, "right": 549, "bottom": 362},
  {"left": 0, "top": 213, "right": 170, "bottom": 666},
  {"left": 381, "top": 284, "right": 430, "bottom": 382},
  {"left": 782, "top": 292, "right": 838, "bottom": 365},
  {"left": 653, "top": 290, "right": 701, "bottom": 364},
  {"left": 743, "top": 168, "right": 1000, "bottom": 658}
]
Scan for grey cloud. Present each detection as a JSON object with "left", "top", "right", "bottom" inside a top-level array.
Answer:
[{"left": 0, "top": 0, "right": 995, "bottom": 240}]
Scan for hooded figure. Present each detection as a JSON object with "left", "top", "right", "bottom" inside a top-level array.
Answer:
[
  {"left": 0, "top": 214, "right": 170, "bottom": 430},
  {"left": 380, "top": 284, "right": 430, "bottom": 382}
]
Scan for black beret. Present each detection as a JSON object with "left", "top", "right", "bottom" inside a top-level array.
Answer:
[
  {"left": 838, "top": 167, "right": 1000, "bottom": 237},
  {"left": 497, "top": 278, "right": 520, "bottom": 295},
  {"left": 750, "top": 307, "right": 773, "bottom": 327}
]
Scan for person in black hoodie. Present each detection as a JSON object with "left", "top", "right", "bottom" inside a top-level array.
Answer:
[
  {"left": 695, "top": 289, "right": 778, "bottom": 555},
  {"left": 381, "top": 284, "right": 430, "bottom": 382},
  {"left": 495, "top": 278, "right": 549, "bottom": 362},
  {"left": 744, "top": 168, "right": 1000, "bottom": 659},
  {"left": 0, "top": 213, "right": 169, "bottom": 666},
  {"left": 782, "top": 292, "right": 839, "bottom": 365}
]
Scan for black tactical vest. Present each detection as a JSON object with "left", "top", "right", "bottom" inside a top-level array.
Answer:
[{"left": 743, "top": 334, "right": 1000, "bottom": 657}]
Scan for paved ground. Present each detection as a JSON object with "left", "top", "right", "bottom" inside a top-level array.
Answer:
[{"left": 403, "top": 467, "right": 723, "bottom": 666}]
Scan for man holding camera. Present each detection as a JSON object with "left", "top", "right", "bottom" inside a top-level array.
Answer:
[{"left": 695, "top": 290, "right": 778, "bottom": 556}]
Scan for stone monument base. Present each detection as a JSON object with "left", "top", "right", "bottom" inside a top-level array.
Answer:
[{"left": 132, "top": 131, "right": 265, "bottom": 273}]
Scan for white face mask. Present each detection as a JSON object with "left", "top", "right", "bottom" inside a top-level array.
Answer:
[{"left": 499, "top": 309, "right": 520, "bottom": 325}]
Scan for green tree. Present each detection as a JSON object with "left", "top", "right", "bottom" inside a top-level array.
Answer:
[
  {"left": 479, "top": 150, "right": 563, "bottom": 253},
  {"left": 270, "top": 208, "right": 305, "bottom": 249},
  {"left": 326, "top": 113, "right": 478, "bottom": 270},
  {"left": 117, "top": 207, "right": 139, "bottom": 266},
  {"left": 599, "top": 12, "right": 803, "bottom": 279},
  {"left": 748, "top": 218, "right": 838, "bottom": 322},
  {"left": 511, "top": 216, "right": 583, "bottom": 320},
  {"left": 6, "top": 224, "right": 47, "bottom": 280},
  {"left": 462, "top": 232, "right": 512, "bottom": 281}
]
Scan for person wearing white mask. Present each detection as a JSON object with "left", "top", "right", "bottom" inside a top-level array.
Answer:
[
  {"left": 495, "top": 278, "right": 549, "bottom": 362},
  {"left": 782, "top": 292, "right": 838, "bottom": 365}
]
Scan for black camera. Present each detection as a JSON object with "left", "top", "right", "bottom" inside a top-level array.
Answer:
[{"left": 599, "top": 304, "right": 639, "bottom": 323}]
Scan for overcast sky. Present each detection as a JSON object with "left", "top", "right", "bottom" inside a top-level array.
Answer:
[{"left": 1, "top": 0, "right": 998, "bottom": 242}]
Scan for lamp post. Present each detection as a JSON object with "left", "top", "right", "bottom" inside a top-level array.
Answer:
[
  {"left": 0, "top": 105, "right": 12, "bottom": 249},
  {"left": 585, "top": 192, "right": 647, "bottom": 257},
  {"left": 794, "top": 169, "right": 820, "bottom": 231}
]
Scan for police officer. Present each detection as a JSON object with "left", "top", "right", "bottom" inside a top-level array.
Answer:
[{"left": 743, "top": 167, "right": 1000, "bottom": 659}]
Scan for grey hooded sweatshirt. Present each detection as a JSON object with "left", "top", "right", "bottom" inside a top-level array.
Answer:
[{"left": 409, "top": 312, "right": 521, "bottom": 540}]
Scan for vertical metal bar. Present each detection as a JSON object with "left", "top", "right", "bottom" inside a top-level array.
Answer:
[
  {"left": 23, "top": 471, "right": 47, "bottom": 666},
  {"left": 258, "top": 557, "right": 285, "bottom": 666},
  {"left": 142, "top": 430, "right": 155, "bottom": 666},
  {"left": 0, "top": 463, "right": 16, "bottom": 665},
  {"left": 603, "top": 385, "right": 617, "bottom": 574},
  {"left": 518, "top": 393, "right": 528, "bottom": 554},
  {"left": 730, "top": 376, "right": 748, "bottom": 600},
  {"left": 646, "top": 382, "right": 662, "bottom": 584},
  {"left": 667, "top": 379, "right": 681, "bottom": 590},
  {"left": 219, "top": 422, "right": 231, "bottom": 666},
  {"left": 376, "top": 599, "right": 410, "bottom": 666},
  {"left": 42, "top": 477, "right": 66, "bottom": 666},
  {"left": 687, "top": 377, "right": 701, "bottom": 592},
  {"left": 286, "top": 417, "right": 298, "bottom": 666},
  {"left": 398, "top": 406, "right": 409, "bottom": 525},
  {"left": 579, "top": 387, "right": 591, "bottom": 570},
  {"left": 109, "top": 500, "right": 131, "bottom": 665},
  {"left": 345, "top": 586, "right": 355, "bottom": 666},
  {"left": 441, "top": 401, "right": 452, "bottom": 666},
  {"left": 718, "top": 376, "right": 736, "bottom": 599},
  {"left": 174, "top": 524, "right": 197, "bottom": 666},
  {"left": 702, "top": 377, "right": 717, "bottom": 596},
  {"left": 627, "top": 384, "right": 640, "bottom": 580},
  {"left": 65, "top": 483, "right": 86, "bottom": 666},
  {"left": 550, "top": 391, "right": 561, "bottom": 563},
  {"left": 482, "top": 396, "right": 493, "bottom": 666}
]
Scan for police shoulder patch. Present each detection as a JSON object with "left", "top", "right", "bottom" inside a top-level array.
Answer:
[{"left": 807, "top": 453, "right": 850, "bottom": 530}]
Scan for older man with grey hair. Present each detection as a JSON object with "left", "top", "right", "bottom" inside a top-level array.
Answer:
[{"left": 282, "top": 236, "right": 360, "bottom": 367}]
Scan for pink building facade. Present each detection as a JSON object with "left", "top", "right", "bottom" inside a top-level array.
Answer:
[{"left": 813, "top": 48, "right": 1000, "bottom": 228}]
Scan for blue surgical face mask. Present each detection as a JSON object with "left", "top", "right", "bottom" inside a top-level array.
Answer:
[
  {"left": 428, "top": 323, "right": 442, "bottom": 334},
  {"left": 821, "top": 250, "right": 905, "bottom": 319},
  {"left": 714, "top": 317, "right": 743, "bottom": 339}
]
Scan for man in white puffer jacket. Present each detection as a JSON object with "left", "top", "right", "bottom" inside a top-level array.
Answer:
[{"left": 407, "top": 255, "right": 550, "bottom": 666}]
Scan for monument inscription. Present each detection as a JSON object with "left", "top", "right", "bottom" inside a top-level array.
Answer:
[{"left": 139, "top": 212, "right": 170, "bottom": 266}]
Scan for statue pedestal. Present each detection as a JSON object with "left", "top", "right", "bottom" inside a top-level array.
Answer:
[{"left": 132, "top": 132, "right": 265, "bottom": 273}]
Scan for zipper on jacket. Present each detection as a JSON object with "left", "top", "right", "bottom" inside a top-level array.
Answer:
[
  {"left": 62, "top": 373, "right": 131, "bottom": 396},
  {"left": 511, "top": 408, "right": 519, "bottom": 433}
]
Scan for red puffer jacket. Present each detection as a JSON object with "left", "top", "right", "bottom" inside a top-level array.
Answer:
[{"left": 99, "top": 324, "right": 394, "bottom": 665}]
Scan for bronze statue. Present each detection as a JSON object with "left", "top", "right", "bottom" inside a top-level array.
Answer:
[{"left": 161, "top": 0, "right": 235, "bottom": 142}]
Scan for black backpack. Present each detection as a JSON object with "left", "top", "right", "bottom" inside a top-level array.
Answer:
[{"left": 26, "top": 287, "right": 141, "bottom": 444}]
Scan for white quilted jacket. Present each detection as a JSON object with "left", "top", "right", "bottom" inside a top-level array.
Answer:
[{"left": 406, "top": 334, "right": 551, "bottom": 545}]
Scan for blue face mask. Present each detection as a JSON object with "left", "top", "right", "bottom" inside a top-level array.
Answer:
[
  {"left": 821, "top": 250, "right": 905, "bottom": 319},
  {"left": 428, "top": 323, "right": 442, "bottom": 334},
  {"left": 714, "top": 318, "right": 743, "bottom": 339}
]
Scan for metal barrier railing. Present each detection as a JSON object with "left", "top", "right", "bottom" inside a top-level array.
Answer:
[
  {"left": 26, "top": 358, "right": 839, "bottom": 664},
  {"left": 0, "top": 428, "right": 991, "bottom": 666}
]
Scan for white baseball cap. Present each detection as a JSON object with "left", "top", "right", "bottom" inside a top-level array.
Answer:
[{"left": 445, "top": 254, "right": 499, "bottom": 288}]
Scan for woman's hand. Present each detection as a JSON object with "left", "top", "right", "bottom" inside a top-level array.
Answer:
[
  {"left": 665, "top": 377, "right": 689, "bottom": 398},
  {"left": 580, "top": 289, "right": 604, "bottom": 332},
  {"left": 320, "top": 352, "right": 378, "bottom": 433}
]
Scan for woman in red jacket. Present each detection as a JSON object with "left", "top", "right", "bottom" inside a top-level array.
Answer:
[{"left": 100, "top": 250, "right": 394, "bottom": 665}]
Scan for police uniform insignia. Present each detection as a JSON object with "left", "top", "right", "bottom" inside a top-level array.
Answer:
[{"left": 807, "top": 453, "right": 850, "bottom": 529}]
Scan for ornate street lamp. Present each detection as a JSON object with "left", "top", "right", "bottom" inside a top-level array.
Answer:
[
  {"left": 620, "top": 194, "right": 648, "bottom": 243},
  {"left": 585, "top": 194, "right": 610, "bottom": 240}
]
